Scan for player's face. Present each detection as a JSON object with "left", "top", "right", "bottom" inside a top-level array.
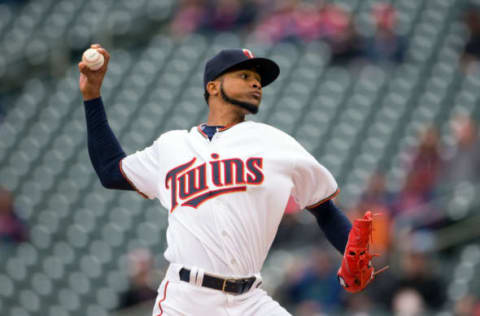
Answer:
[{"left": 220, "top": 69, "right": 262, "bottom": 113}]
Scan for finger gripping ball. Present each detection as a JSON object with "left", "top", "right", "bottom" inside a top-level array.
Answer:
[{"left": 82, "top": 48, "right": 104, "bottom": 71}]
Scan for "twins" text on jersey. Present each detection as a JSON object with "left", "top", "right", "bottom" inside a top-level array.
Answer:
[{"left": 165, "top": 153, "right": 264, "bottom": 212}]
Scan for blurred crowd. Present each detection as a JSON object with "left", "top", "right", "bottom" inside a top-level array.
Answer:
[
  {"left": 117, "top": 248, "right": 159, "bottom": 310},
  {"left": 0, "top": 186, "right": 28, "bottom": 247},
  {"left": 271, "top": 113, "right": 480, "bottom": 315},
  {"left": 170, "top": 0, "right": 406, "bottom": 66},
  {"left": 462, "top": 6, "right": 480, "bottom": 72},
  {"left": 274, "top": 246, "right": 449, "bottom": 315}
]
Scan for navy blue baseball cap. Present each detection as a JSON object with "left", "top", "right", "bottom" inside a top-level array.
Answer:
[{"left": 203, "top": 49, "right": 280, "bottom": 90}]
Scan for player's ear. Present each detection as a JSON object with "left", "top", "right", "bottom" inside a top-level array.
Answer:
[{"left": 206, "top": 81, "right": 220, "bottom": 97}]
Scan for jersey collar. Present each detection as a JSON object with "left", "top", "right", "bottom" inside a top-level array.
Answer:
[{"left": 196, "top": 122, "right": 242, "bottom": 139}]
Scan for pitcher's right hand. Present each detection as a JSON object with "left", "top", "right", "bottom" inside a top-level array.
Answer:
[{"left": 79, "top": 44, "right": 110, "bottom": 101}]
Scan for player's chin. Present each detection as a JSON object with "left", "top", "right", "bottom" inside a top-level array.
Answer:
[{"left": 248, "top": 95, "right": 262, "bottom": 105}]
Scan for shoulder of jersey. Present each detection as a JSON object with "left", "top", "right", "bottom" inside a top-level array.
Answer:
[
  {"left": 162, "top": 129, "right": 189, "bottom": 137},
  {"left": 249, "top": 121, "right": 301, "bottom": 147},
  {"left": 154, "top": 129, "right": 189, "bottom": 143}
]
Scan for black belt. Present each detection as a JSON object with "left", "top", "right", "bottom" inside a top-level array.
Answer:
[{"left": 179, "top": 268, "right": 257, "bottom": 295}]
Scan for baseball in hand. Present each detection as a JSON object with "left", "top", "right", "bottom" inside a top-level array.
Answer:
[{"left": 82, "top": 48, "right": 104, "bottom": 71}]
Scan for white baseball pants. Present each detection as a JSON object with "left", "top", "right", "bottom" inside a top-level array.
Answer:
[{"left": 151, "top": 264, "right": 291, "bottom": 316}]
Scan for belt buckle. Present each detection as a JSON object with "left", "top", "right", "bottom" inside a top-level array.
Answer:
[
  {"left": 221, "top": 278, "right": 235, "bottom": 293},
  {"left": 223, "top": 278, "right": 251, "bottom": 294}
]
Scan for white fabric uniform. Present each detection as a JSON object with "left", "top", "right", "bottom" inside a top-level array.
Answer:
[{"left": 120, "top": 121, "right": 338, "bottom": 316}]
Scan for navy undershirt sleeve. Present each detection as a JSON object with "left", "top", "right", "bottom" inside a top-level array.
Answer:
[
  {"left": 83, "top": 97, "right": 134, "bottom": 191},
  {"left": 307, "top": 200, "right": 352, "bottom": 254}
]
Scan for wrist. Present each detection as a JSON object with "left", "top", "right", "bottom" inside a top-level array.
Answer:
[{"left": 82, "top": 91, "right": 101, "bottom": 101}]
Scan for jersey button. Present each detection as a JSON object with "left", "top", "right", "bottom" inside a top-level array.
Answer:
[
  {"left": 230, "top": 259, "right": 237, "bottom": 265},
  {"left": 222, "top": 231, "right": 228, "bottom": 237}
]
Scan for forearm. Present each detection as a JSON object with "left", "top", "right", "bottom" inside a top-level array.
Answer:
[
  {"left": 307, "top": 200, "right": 352, "bottom": 254},
  {"left": 84, "top": 97, "right": 133, "bottom": 191}
]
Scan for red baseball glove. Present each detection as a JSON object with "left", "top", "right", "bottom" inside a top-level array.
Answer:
[{"left": 337, "top": 211, "right": 388, "bottom": 293}]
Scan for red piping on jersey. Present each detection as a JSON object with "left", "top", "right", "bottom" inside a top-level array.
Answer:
[
  {"left": 197, "top": 125, "right": 210, "bottom": 139},
  {"left": 305, "top": 188, "right": 340, "bottom": 210},
  {"left": 156, "top": 281, "right": 170, "bottom": 316},
  {"left": 119, "top": 159, "right": 149, "bottom": 199},
  {"left": 217, "top": 124, "right": 236, "bottom": 132}
]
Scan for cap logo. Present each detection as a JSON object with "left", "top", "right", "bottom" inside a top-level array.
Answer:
[{"left": 242, "top": 49, "right": 255, "bottom": 59}]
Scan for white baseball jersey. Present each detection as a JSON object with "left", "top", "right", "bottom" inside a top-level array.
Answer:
[{"left": 120, "top": 121, "right": 338, "bottom": 277}]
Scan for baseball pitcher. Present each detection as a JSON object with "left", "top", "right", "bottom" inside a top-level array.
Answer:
[{"left": 79, "top": 44, "right": 383, "bottom": 315}]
